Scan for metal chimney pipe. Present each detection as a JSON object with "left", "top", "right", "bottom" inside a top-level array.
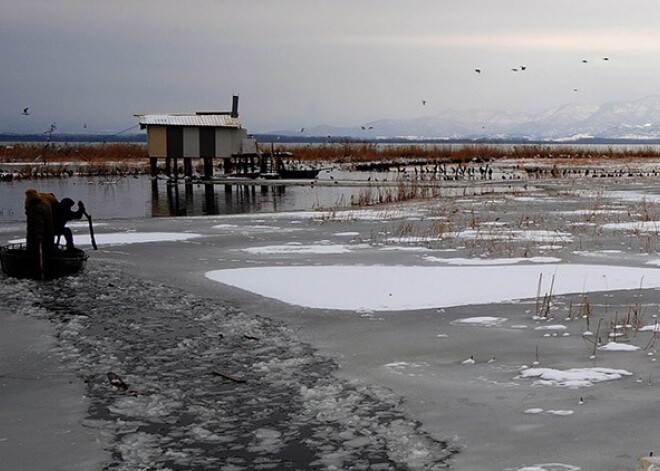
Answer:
[{"left": 231, "top": 95, "right": 239, "bottom": 118}]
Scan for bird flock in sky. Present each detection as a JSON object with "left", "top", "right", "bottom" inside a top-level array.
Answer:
[
  {"left": 301, "top": 57, "right": 615, "bottom": 135},
  {"left": 20, "top": 56, "right": 613, "bottom": 137}
]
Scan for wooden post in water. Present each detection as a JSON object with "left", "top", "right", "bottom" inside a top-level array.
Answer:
[
  {"left": 184, "top": 158, "right": 192, "bottom": 178},
  {"left": 165, "top": 157, "right": 171, "bottom": 177},
  {"left": 203, "top": 157, "right": 213, "bottom": 179},
  {"left": 150, "top": 157, "right": 158, "bottom": 177}
]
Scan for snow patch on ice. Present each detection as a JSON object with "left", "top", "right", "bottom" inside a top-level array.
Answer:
[
  {"left": 517, "top": 367, "right": 632, "bottom": 387},
  {"left": 546, "top": 410, "right": 574, "bottom": 416},
  {"left": 639, "top": 324, "right": 660, "bottom": 332},
  {"left": 423, "top": 256, "right": 560, "bottom": 265},
  {"left": 599, "top": 342, "right": 640, "bottom": 352},
  {"left": 10, "top": 231, "right": 203, "bottom": 246},
  {"left": 602, "top": 221, "right": 660, "bottom": 232},
  {"left": 243, "top": 243, "right": 353, "bottom": 255},
  {"left": 451, "top": 317, "right": 508, "bottom": 327},
  {"left": 534, "top": 325, "right": 567, "bottom": 331},
  {"left": 206, "top": 264, "right": 660, "bottom": 311},
  {"left": 455, "top": 229, "right": 572, "bottom": 243},
  {"left": 515, "top": 464, "right": 580, "bottom": 471}
]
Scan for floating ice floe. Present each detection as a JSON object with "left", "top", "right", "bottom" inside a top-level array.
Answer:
[
  {"left": 517, "top": 367, "right": 632, "bottom": 387},
  {"left": 206, "top": 264, "right": 660, "bottom": 311}
]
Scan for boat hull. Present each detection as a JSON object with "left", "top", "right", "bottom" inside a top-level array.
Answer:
[
  {"left": 278, "top": 169, "right": 320, "bottom": 179},
  {"left": 1, "top": 244, "right": 88, "bottom": 280}
]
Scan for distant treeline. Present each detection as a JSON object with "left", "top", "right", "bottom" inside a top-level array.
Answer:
[
  {"left": 0, "top": 133, "right": 147, "bottom": 143},
  {"left": 254, "top": 134, "right": 660, "bottom": 145},
  {"left": 5, "top": 132, "right": 660, "bottom": 146}
]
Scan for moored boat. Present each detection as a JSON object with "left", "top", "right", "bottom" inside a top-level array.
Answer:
[
  {"left": 277, "top": 167, "right": 321, "bottom": 179},
  {"left": 0, "top": 243, "right": 88, "bottom": 280}
]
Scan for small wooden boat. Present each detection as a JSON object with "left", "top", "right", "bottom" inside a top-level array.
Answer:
[
  {"left": 0, "top": 243, "right": 88, "bottom": 280},
  {"left": 278, "top": 167, "right": 321, "bottom": 179}
]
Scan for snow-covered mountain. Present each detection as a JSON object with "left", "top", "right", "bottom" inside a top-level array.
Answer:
[{"left": 277, "top": 96, "right": 660, "bottom": 141}]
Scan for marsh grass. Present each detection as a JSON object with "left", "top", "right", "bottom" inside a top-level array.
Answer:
[
  {"left": 0, "top": 143, "right": 147, "bottom": 163},
  {"left": 0, "top": 143, "right": 150, "bottom": 178},
  {"left": 279, "top": 143, "right": 660, "bottom": 165}
]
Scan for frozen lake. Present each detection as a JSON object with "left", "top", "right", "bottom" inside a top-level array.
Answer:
[{"left": 4, "top": 170, "right": 660, "bottom": 469}]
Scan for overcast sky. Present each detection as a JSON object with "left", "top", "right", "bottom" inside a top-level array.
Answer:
[{"left": 3, "top": 0, "right": 660, "bottom": 135}]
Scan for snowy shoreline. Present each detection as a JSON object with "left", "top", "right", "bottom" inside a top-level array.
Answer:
[{"left": 1, "top": 263, "right": 455, "bottom": 470}]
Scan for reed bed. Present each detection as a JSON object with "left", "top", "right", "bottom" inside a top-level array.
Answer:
[
  {"left": 0, "top": 143, "right": 148, "bottom": 163},
  {"left": 278, "top": 142, "right": 660, "bottom": 164},
  {"left": 4, "top": 142, "right": 660, "bottom": 165},
  {"left": 0, "top": 143, "right": 150, "bottom": 179}
]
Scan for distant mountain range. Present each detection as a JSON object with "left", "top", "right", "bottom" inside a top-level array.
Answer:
[
  {"left": 273, "top": 96, "right": 660, "bottom": 142},
  {"left": 6, "top": 96, "right": 660, "bottom": 145}
]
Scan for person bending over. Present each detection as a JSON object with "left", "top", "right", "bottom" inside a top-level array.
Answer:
[{"left": 51, "top": 197, "right": 85, "bottom": 250}]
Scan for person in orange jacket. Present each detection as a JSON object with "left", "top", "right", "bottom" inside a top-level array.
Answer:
[{"left": 24, "top": 189, "right": 54, "bottom": 255}]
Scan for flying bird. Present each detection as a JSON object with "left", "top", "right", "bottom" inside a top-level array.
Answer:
[
  {"left": 422, "top": 100, "right": 426, "bottom": 106},
  {"left": 475, "top": 68, "right": 481, "bottom": 74},
  {"left": 511, "top": 68, "right": 518, "bottom": 72},
  {"left": 520, "top": 65, "right": 527, "bottom": 71},
  {"left": 603, "top": 57, "right": 610, "bottom": 61},
  {"left": 22, "top": 107, "right": 29, "bottom": 115},
  {"left": 300, "top": 127, "right": 304, "bottom": 133},
  {"left": 582, "top": 59, "right": 588, "bottom": 63}
]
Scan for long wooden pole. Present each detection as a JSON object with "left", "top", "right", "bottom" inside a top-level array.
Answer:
[
  {"left": 38, "top": 240, "right": 45, "bottom": 280},
  {"left": 83, "top": 211, "right": 98, "bottom": 250}
]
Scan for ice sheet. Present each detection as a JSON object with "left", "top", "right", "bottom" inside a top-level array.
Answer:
[{"left": 206, "top": 264, "right": 660, "bottom": 311}]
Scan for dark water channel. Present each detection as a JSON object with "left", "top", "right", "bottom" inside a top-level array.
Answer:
[{"left": 0, "top": 175, "right": 361, "bottom": 223}]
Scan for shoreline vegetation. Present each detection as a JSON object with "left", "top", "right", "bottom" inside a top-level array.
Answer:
[{"left": 2, "top": 142, "right": 660, "bottom": 180}]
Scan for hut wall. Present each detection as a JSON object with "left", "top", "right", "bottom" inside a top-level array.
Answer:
[
  {"left": 215, "top": 128, "right": 246, "bottom": 157},
  {"left": 183, "top": 127, "right": 200, "bottom": 158},
  {"left": 147, "top": 126, "right": 167, "bottom": 158}
]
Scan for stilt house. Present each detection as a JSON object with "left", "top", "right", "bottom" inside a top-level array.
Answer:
[{"left": 135, "top": 96, "right": 256, "bottom": 178}]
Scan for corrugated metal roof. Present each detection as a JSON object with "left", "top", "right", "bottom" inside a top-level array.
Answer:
[{"left": 135, "top": 114, "right": 242, "bottom": 128}]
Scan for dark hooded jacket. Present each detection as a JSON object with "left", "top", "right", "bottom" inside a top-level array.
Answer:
[{"left": 51, "top": 197, "right": 84, "bottom": 235}]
